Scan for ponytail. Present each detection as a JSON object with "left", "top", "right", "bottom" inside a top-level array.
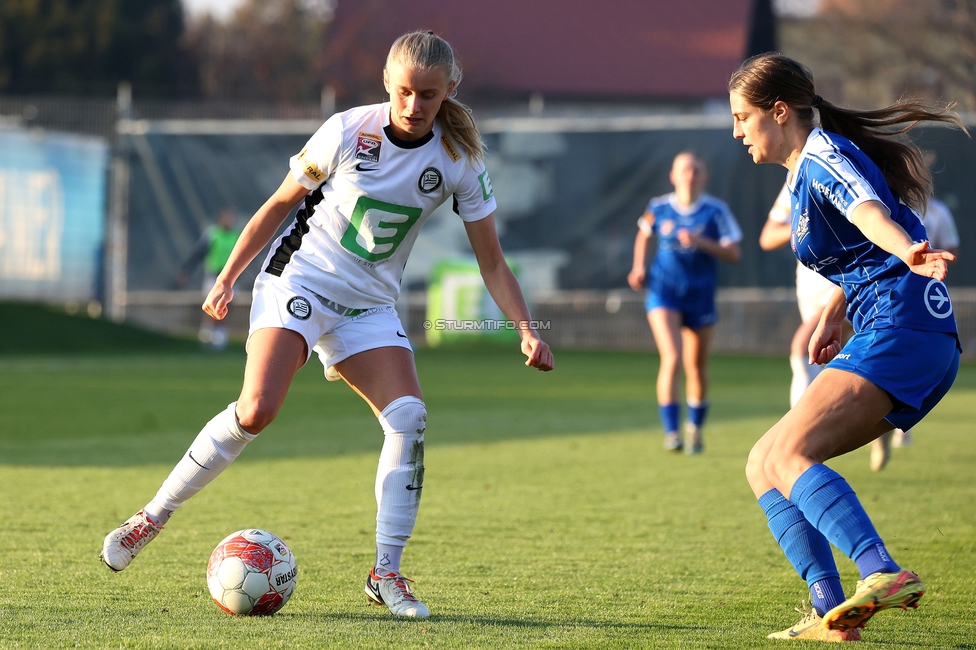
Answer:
[
  {"left": 437, "top": 97, "right": 484, "bottom": 162},
  {"left": 816, "top": 99, "right": 963, "bottom": 211},
  {"left": 730, "top": 53, "right": 967, "bottom": 211}
]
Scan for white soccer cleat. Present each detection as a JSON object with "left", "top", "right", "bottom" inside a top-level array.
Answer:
[
  {"left": 663, "top": 432, "right": 683, "bottom": 452},
  {"left": 365, "top": 567, "right": 430, "bottom": 617},
  {"left": 100, "top": 511, "right": 163, "bottom": 572},
  {"left": 870, "top": 431, "right": 893, "bottom": 472},
  {"left": 892, "top": 428, "right": 913, "bottom": 448},
  {"left": 683, "top": 422, "right": 703, "bottom": 455}
]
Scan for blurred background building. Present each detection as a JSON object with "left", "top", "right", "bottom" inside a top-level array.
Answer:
[{"left": 2, "top": 0, "right": 974, "bottom": 352}]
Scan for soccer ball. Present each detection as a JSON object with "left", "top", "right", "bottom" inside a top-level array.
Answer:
[{"left": 206, "top": 529, "right": 298, "bottom": 616}]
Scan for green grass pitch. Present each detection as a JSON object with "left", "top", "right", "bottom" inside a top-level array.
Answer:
[{"left": 1, "top": 326, "right": 974, "bottom": 647}]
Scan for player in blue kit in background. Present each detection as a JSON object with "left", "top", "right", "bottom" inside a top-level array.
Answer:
[
  {"left": 729, "top": 53, "right": 963, "bottom": 642},
  {"left": 628, "top": 152, "right": 742, "bottom": 454}
]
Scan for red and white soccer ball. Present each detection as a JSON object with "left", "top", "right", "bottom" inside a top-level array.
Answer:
[{"left": 207, "top": 529, "right": 298, "bottom": 616}]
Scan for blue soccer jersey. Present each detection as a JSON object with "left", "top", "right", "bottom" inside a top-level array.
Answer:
[
  {"left": 640, "top": 193, "right": 742, "bottom": 302},
  {"left": 788, "top": 128, "right": 956, "bottom": 335}
]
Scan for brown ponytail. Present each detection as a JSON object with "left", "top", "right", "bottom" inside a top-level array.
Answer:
[
  {"left": 729, "top": 53, "right": 966, "bottom": 211},
  {"left": 386, "top": 31, "right": 485, "bottom": 163}
]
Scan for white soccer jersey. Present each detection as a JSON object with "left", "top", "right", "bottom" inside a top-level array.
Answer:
[
  {"left": 769, "top": 181, "right": 837, "bottom": 320},
  {"left": 922, "top": 197, "right": 960, "bottom": 251},
  {"left": 261, "top": 102, "right": 496, "bottom": 309}
]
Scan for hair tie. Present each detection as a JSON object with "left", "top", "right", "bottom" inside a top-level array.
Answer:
[{"left": 811, "top": 95, "right": 823, "bottom": 108}]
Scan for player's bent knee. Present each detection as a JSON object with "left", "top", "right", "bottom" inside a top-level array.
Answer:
[
  {"left": 379, "top": 396, "right": 427, "bottom": 437},
  {"left": 234, "top": 398, "right": 279, "bottom": 434},
  {"left": 745, "top": 445, "right": 770, "bottom": 487},
  {"left": 762, "top": 449, "right": 806, "bottom": 494}
]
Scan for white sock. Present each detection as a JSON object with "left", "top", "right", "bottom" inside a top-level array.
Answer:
[
  {"left": 144, "top": 403, "right": 256, "bottom": 525},
  {"left": 789, "top": 355, "right": 810, "bottom": 408},
  {"left": 375, "top": 396, "right": 426, "bottom": 548},
  {"left": 376, "top": 544, "right": 405, "bottom": 574},
  {"left": 807, "top": 360, "right": 823, "bottom": 386}
]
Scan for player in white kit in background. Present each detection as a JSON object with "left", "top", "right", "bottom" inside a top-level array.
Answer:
[
  {"left": 99, "top": 31, "right": 553, "bottom": 618},
  {"left": 760, "top": 181, "right": 839, "bottom": 409}
]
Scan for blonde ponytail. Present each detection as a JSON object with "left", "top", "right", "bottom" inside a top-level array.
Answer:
[
  {"left": 386, "top": 30, "right": 485, "bottom": 162},
  {"left": 437, "top": 97, "right": 484, "bottom": 162}
]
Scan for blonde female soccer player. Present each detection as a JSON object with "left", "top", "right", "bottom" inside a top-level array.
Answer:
[
  {"left": 100, "top": 30, "right": 553, "bottom": 618},
  {"left": 730, "top": 53, "right": 961, "bottom": 641},
  {"left": 627, "top": 152, "right": 741, "bottom": 454}
]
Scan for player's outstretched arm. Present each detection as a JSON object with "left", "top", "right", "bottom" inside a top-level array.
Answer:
[
  {"left": 464, "top": 215, "right": 554, "bottom": 371},
  {"left": 903, "top": 240, "right": 955, "bottom": 281},
  {"left": 203, "top": 175, "right": 309, "bottom": 320},
  {"left": 851, "top": 200, "right": 956, "bottom": 282}
]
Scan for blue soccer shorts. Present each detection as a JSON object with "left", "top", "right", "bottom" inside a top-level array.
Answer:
[
  {"left": 645, "top": 290, "right": 718, "bottom": 331},
  {"left": 827, "top": 327, "right": 960, "bottom": 431}
]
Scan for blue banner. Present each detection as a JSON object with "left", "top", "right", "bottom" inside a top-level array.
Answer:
[{"left": 0, "top": 128, "right": 109, "bottom": 302}]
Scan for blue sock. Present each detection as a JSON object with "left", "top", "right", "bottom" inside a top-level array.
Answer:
[
  {"left": 854, "top": 543, "right": 900, "bottom": 579},
  {"left": 810, "top": 577, "right": 845, "bottom": 617},
  {"left": 687, "top": 401, "right": 709, "bottom": 428},
  {"left": 759, "top": 489, "right": 844, "bottom": 615},
  {"left": 658, "top": 403, "right": 680, "bottom": 434},
  {"left": 790, "top": 465, "right": 900, "bottom": 579}
]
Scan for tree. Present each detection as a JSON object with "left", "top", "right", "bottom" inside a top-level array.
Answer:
[
  {"left": 185, "top": 0, "right": 330, "bottom": 102},
  {"left": 779, "top": 0, "right": 976, "bottom": 110},
  {"left": 0, "top": 0, "right": 195, "bottom": 96}
]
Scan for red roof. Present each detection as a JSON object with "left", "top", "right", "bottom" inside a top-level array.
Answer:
[{"left": 322, "top": 0, "right": 754, "bottom": 102}]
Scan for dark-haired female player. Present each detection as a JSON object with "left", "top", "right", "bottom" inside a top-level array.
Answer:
[{"left": 730, "top": 53, "right": 962, "bottom": 641}]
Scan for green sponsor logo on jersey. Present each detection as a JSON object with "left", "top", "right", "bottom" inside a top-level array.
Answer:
[
  {"left": 478, "top": 170, "right": 494, "bottom": 201},
  {"left": 340, "top": 196, "right": 422, "bottom": 263}
]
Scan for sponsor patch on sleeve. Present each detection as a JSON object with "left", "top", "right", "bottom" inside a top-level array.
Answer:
[
  {"left": 356, "top": 132, "right": 382, "bottom": 163},
  {"left": 441, "top": 135, "right": 461, "bottom": 162},
  {"left": 296, "top": 148, "right": 324, "bottom": 183},
  {"left": 478, "top": 170, "right": 494, "bottom": 201}
]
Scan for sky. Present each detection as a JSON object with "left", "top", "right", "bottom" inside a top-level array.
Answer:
[
  {"left": 183, "top": 0, "right": 823, "bottom": 22},
  {"left": 182, "top": 0, "right": 247, "bottom": 21}
]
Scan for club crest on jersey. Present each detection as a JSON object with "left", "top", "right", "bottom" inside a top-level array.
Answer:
[
  {"left": 794, "top": 209, "right": 810, "bottom": 244},
  {"left": 418, "top": 167, "right": 443, "bottom": 194},
  {"left": 659, "top": 220, "right": 675, "bottom": 237},
  {"left": 356, "top": 132, "right": 382, "bottom": 163},
  {"left": 287, "top": 296, "right": 312, "bottom": 320}
]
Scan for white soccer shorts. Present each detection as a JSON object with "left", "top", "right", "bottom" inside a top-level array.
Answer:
[
  {"left": 795, "top": 263, "right": 837, "bottom": 323},
  {"left": 248, "top": 273, "right": 412, "bottom": 381}
]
